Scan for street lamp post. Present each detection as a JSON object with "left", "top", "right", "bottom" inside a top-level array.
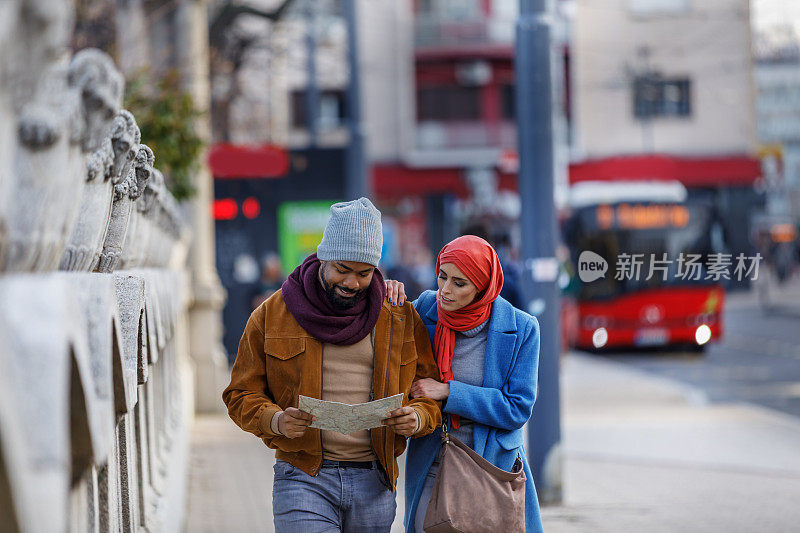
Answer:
[
  {"left": 305, "top": 0, "right": 319, "bottom": 147},
  {"left": 515, "top": 0, "right": 563, "bottom": 504},
  {"left": 344, "top": 0, "right": 367, "bottom": 199}
]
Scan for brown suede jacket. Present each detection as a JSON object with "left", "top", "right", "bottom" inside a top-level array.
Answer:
[{"left": 222, "top": 289, "right": 442, "bottom": 490}]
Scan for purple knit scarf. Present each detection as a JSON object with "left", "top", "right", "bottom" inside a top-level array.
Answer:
[{"left": 281, "top": 253, "right": 386, "bottom": 345}]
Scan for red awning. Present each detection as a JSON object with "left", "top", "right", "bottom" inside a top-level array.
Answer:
[
  {"left": 373, "top": 154, "right": 759, "bottom": 200},
  {"left": 372, "top": 165, "right": 518, "bottom": 199},
  {"left": 208, "top": 143, "right": 290, "bottom": 179},
  {"left": 569, "top": 154, "right": 761, "bottom": 187}
]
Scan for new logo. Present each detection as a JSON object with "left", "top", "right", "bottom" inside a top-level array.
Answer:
[{"left": 578, "top": 251, "right": 608, "bottom": 282}]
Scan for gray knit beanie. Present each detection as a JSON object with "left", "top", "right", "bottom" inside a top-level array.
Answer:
[{"left": 317, "top": 197, "right": 383, "bottom": 267}]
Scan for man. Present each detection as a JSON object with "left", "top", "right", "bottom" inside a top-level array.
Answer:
[
  {"left": 250, "top": 252, "right": 284, "bottom": 310},
  {"left": 223, "top": 197, "right": 441, "bottom": 532}
]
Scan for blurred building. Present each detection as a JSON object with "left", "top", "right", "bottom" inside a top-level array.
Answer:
[
  {"left": 209, "top": 0, "right": 570, "bottom": 353},
  {"left": 571, "top": 0, "right": 764, "bottom": 287},
  {"left": 754, "top": 38, "right": 800, "bottom": 216},
  {"left": 267, "top": 0, "right": 350, "bottom": 147},
  {"left": 263, "top": 0, "right": 570, "bottom": 257},
  {"left": 370, "top": 0, "right": 523, "bottom": 258}
]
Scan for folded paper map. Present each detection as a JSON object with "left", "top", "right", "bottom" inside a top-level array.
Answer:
[{"left": 298, "top": 393, "right": 404, "bottom": 435}]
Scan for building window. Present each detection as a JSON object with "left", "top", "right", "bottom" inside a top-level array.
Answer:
[
  {"left": 417, "top": 86, "right": 481, "bottom": 121},
  {"left": 633, "top": 77, "right": 691, "bottom": 118},
  {"left": 628, "top": 0, "right": 690, "bottom": 16},
  {"left": 290, "top": 89, "right": 347, "bottom": 129},
  {"left": 417, "top": 0, "right": 481, "bottom": 19}
]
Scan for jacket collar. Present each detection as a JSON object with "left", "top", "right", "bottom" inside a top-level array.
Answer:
[
  {"left": 424, "top": 293, "right": 439, "bottom": 324},
  {"left": 424, "top": 292, "right": 517, "bottom": 335},
  {"left": 487, "top": 296, "right": 517, "bottom": 333}
]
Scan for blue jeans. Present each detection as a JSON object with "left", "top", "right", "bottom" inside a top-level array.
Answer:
[
  {"left": 272, "top": 460, "right": 396, "bottom": 533},
  {"left": 414, "top": 426, "right": 472, "bottom": 532},
  {"left": 413, "top": 460, "right": 439, "bottom": 533}
]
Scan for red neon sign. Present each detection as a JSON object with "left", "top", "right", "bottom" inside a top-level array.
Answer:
[
  {"left": 213, "top": 198, "right": 238, "bottom": 220},
  {"left": 242, "top": 197, "right": 261, "bottom": 219}
]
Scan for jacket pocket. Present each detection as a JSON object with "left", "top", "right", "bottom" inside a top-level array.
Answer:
[
  {"left": 496, "top": 429, "right": 525, "bottom": 450},
  {"left": 399, "top": 348, "right": 419, "bottom": 392},
  {"left": 264, "top": 337, "right": 306, "bottom": 360},
  {"left": 264, "top": 337, "right": 306, "bottom": 408}
]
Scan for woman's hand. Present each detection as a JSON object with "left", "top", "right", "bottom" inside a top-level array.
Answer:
[
  {"left": 410, "top": 378, "right": 449, "bottom": 400},
  {"left": 384, "top": 279, "right": 407, "bottom": 306}
]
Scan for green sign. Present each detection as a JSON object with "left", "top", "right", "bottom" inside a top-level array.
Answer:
[{"left": 278, "top": 200, "right": 337, "bottom": 274}]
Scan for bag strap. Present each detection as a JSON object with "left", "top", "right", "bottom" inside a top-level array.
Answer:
[{"left": 442, "top": 419, "right": 524, "bottom": 471}]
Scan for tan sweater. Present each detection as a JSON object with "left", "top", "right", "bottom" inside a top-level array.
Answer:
[{"left": 320, "top": 335, "right": 377, "bottom": 461}]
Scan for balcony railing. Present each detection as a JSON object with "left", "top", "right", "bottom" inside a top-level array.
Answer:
[
  {"left": 416, "top": 120, "right": 516, "bottom": 150},
  {"left": 414, "top": 17, "right": 514, "bottom": 50}
]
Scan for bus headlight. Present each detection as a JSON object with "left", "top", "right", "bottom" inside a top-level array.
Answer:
[
  {"left": 695, "top": 324, "right": 712, "bottom": 345},
  {"left": 592, "top": 327, "right": 608, "bottom": 348}
]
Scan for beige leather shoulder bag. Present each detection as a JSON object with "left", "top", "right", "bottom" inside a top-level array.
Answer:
[{"left": 423, "top": 424, "right": 527, "bottom": 533}]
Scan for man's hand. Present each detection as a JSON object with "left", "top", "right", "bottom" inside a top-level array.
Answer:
[
  {"left": 384, "top": 279, "right": 407, "bottom": 306},
  {"left": 410, "top": 378, "right": 450, "bottom": 400},
  {"left": 382, "top": 406, "right": 419, "bottom": 437},
  {"left": 277, "top": 407, "right": 316, "bottom": 438}
]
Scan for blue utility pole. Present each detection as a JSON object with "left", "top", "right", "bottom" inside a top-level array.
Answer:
[
  {"left": 305, "top": 0, "right": 319, "bottom": 147},
  {"left": 344, "top": 0, "right": 367, "bottom": 199},
  {"left": 516, "top": 0, "right": 562, "bottom": 504}
]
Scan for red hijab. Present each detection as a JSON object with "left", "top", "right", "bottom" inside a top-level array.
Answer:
[{"left": 435, "top": 235, "right": 504, "bottom": 428}]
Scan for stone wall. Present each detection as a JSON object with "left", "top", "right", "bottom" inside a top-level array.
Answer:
[{"left": 0, "top": 2, "right": 193, "bottom": 531}]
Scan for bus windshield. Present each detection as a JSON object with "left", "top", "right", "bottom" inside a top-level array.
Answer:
[{"left": 565, "top": 201, "right": 716, "bottom": 301}]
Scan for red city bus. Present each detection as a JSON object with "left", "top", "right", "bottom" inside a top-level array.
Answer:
[{"left": 562, "top": 181, "right": 724, "bottom": 352}]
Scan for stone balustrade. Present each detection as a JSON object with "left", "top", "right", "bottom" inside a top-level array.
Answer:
[{"left": 0, "top": 3, "right": 194, "bottom": 531}]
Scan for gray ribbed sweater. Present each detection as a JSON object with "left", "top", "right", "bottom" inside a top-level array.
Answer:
[{"left": 446, "top": 319, "right": 489, "bottom": 448}]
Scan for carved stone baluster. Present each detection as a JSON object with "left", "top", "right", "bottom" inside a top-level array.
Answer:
[
  {"left": 59, "top": 53, "right": 128, "bottom": 272},
  {"left": 0, "top": 48, "right": 122, "bottom": 273},
  {"left": 137, "top": 169, "right": 165, "bottom": 268},
  {"left": 96, "top": 145, "right": 154, "bottom": 274},
  {"left": 89, "top": 111, "right": 141, "bottom": 271}
]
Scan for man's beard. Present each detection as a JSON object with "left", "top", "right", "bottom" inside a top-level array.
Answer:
[{"left": 320, "top": 272, "right": 367, "bottom": 310}]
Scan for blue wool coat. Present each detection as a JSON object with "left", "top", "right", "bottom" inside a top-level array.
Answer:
[{"left": 404, "top": 291, "right": 543, "bottom": 533}]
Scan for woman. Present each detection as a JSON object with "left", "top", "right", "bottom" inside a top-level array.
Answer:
[{"left": 386, "top": 235, "right": 543, "bottom": 533}]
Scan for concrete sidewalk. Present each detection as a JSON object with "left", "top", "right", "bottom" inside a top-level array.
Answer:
[
  {"left": 543, "top": 353, "right": 800, "bottom": 532},
  {"left": 184, "top": 416, "right": 408, "bottom": 532},
  {"left": 728, "top": 268, "right": 800, "bottom": 314},
  {"left": 184, "top": 413, "right": 275, "bottom": 532},
  {"left": 185, "top": 353, "right": 800, "bottom": 532}
]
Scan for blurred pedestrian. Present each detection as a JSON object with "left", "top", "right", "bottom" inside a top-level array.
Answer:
[
  {"left": 494, "top": 233, "right": 525, "bottom": 309},
  {"left": 250, "top": 252, "right": 284, "bottom": 310},
  {"left": 386, "top": 262, "right": 425, "bottom": 301},
  {"left": 385, "top": 235, "right": 543, "bottom": 533},
  {"left": 222, "top": 197, "right": 442, "bottom": 533}
]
